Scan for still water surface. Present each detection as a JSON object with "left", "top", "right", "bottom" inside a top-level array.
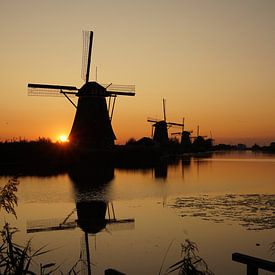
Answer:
[{"left": 1, "top": 151, "right": 274, "bottom": 274}]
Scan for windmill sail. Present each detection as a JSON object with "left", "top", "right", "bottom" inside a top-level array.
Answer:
[
  {"left": 27, "top": 217, "right": 77, "bottom": 233},
  {"left": 167, "top": 121, "right": 184, "bottom": 127},
  {"left": 28, "top": 83, "right": 78, "bottom": 97},
  {"left": 81, "top": 31, "right": 93, "bottom": 83},
  {"left": 102, "top": 83, "right": 135, "bottom": 96}
]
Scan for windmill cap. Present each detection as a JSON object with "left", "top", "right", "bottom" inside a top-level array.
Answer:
[{"left": 78, "top": 81, "right": 107, "bottom": 96}]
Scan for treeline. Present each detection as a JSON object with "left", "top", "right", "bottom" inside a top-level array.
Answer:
[
  {"left": 125, "top": 136, "right": 214, "bottom": 153},
  {"left": 251, "top": 142, "right": 275, "bottom": 152},
  {"left": 214, "top": 142, "right": 275, "bottom": 152},
  {"left": 0, "top": 138, "right": 72, "bottom": 175}
]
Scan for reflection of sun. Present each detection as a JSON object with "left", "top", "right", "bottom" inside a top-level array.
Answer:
[{"left": 58, "top": 135, "right": 69, "bottom": 143}]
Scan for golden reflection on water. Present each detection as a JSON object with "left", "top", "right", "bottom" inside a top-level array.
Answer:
[{"left": 0, "top": 152, "right": 274, "bottom": 274}]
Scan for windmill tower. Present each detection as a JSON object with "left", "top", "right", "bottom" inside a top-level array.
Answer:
[
  {"left": 28, "top": 31, "right": 135, "bottom": 149},
  {"left": 147, "top": 99, "right": 184, "bottom": 145}
]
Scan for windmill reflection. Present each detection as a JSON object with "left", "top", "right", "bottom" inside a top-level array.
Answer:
[
  {"left": 27, "top": 164, "right": 134, "bottom": 275},
  {"left": 154, "top": 157, "right": 183, "bottom": 180},
  {"left": 154, "top": 162, "right": 168, "bottom": 179}
]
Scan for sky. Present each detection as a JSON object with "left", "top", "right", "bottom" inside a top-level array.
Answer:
[{"left": 0, "top": 0, "right": 274, "bottom": 145}]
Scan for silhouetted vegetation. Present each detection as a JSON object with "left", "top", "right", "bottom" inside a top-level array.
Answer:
[
  {"left": 166, "top": 239, "right": 214, "bottom": 275},
  {"left": 1, "top": 137, "right": 273, "bottom": 176},
  {"left": 0, "top": 178, "right": 85, "bottom": 274},
  {"left": 0, "top": 177, "right": 19, "bottom": 218},
  {"left": 0, "top": 223, "right": 59, "bottom": 275},
  {"left": 0, "top": 139, "right": 72, "bottom": 175},
  {"left": 213, "top": 143, "right": 247, "bottom": 151},
  {"left": 125, "top": 135, "right": 214, "bottom": 155},
  {"left": 251, "top": 142, "right": 275, "bottom": 153},
  {"left": 214, "top": 141, "right": 275, "bottom": 152}
]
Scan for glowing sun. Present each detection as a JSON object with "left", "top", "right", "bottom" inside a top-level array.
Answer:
[{"left": 58, "top": 135, "right": 69, "bottom": 143}]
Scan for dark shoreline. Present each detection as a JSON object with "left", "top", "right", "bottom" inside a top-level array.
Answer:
[
  {"left": 1, "top": 139, "right": 274, "bottom": 176},
  {"left": 0, "top": 139, "right": 211, "bottom": 176}
]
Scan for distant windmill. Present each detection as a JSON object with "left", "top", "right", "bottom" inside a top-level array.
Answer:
[
  {"left": 171, "top": 118, "right": 193, "bottom": 145},
  {"left": 190, "top": 125, "right": 207, "bottom": 140},
  {"left": 28, "top": 31, "right": 135, "bottom": 149},
  {"left": 147, "top": 99, "right": 184, "bottom": 145},
  {"left": 171, "top": 117, "right": 185, "bottom": 135}
]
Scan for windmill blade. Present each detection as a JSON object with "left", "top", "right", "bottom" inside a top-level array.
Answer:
[
  {"left": 107, "top": 90, "right": 135, "bottom": 96},
  {"left": 81, "top": 31, "right": 93, "bottom": 83},
  {"left": 163, "top": 98, "right": 166, "bottom": 122},
  {"left": 167, "top": 121, "right": 184, "bottom": 127},
  {"left": 26, "top": 217, "right": 77, "bottom": 233},
  {"left": 106, "top": 218, "right": 135, "bottom": 232},
  {"left": 28, "top": 83, "right": 78, "bottom": 97},
  {"left": 102, "top": 83, "right": 135, "bottom": 96},
  {"left": 147, "top": 118, "right": 160, "bottom": 123},
  {"left": 27, "top": 222, "right": 77, "bottom": 233}
]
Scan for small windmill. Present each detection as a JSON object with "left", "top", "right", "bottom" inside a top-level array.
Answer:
[
  {"left": 171, "top": 118, "right": 193, "bottom": 145},
  {"left": 147, "top": 99, "right": 184, "bottom": 145},
  {"left": 190, "top": 125, "right": 207, "bottom": 140},
  {"left": 28, "top": 31, "right": 135, "bottom": 149}
]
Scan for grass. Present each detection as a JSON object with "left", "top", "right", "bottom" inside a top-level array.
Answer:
[
  {"left": 0, "top": 178, "right": 84, "bottom": 274},
  {"left": 165, "top": 239, "right": 214, "bottom": 275},
  {"left": 0, "top": 177, "right": 19, "bottom": 218},
  {"left": 0, "top": 222, "right": 56, "bottom": 274}
]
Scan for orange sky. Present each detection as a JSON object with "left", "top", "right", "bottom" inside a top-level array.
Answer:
[{"left": 0, "top": 0, "right": 274, "bottom": 145}]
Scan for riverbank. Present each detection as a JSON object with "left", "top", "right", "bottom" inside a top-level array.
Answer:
[{"left": 0, "top": 139, "right": 213, "bottom": 175}]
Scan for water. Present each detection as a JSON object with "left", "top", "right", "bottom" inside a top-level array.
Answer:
[{"left": 1, "top": 151, "right": 274, "bottom": 274}]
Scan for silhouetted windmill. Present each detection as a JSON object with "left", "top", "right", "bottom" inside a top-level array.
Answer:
[
  {"left": 190, "top": 125, "right": 207, "bottom": 140},
  {"left": 171, "top": 118, "right": 193, "bottom": 146},
  {"left": 147, "top": 99, "right": 184, "bottom": 145},
  {"left": 28, "top": 31, "right": 135, "bottom": 149}
]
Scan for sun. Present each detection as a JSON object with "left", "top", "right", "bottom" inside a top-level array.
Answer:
[{"left": 58, "top": 135, "right": 69, "bottom": 143}]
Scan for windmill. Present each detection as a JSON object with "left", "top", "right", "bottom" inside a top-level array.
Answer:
[
  {"left": 28, "top": 31, "right": 135, "bottom": 149},
  {"left": 170, "top": 117, "right": 194, "bottom": 146},
  {"left": 190, "top": 125, "right": 207, "bottom": 141},
  {"left": 147, "top": 99, "right": 184, "bottom": 145},
  {"left": 190, "top": 125, "right": 213, "bottom": 152}
]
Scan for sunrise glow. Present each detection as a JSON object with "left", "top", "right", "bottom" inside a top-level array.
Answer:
[
  {"left": 58, "top": 135, "right": 69, "bottom": 143},
  {"left": 0, "top": 1, "right": 274, "bottom": 146}
]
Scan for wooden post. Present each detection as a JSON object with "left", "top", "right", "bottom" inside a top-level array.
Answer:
[
  {"left": 247, "top": 264, "right": 258, "bottom": 275},
  {"left": 232, "top": 253, "right": 275, "bottom": 275}
]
